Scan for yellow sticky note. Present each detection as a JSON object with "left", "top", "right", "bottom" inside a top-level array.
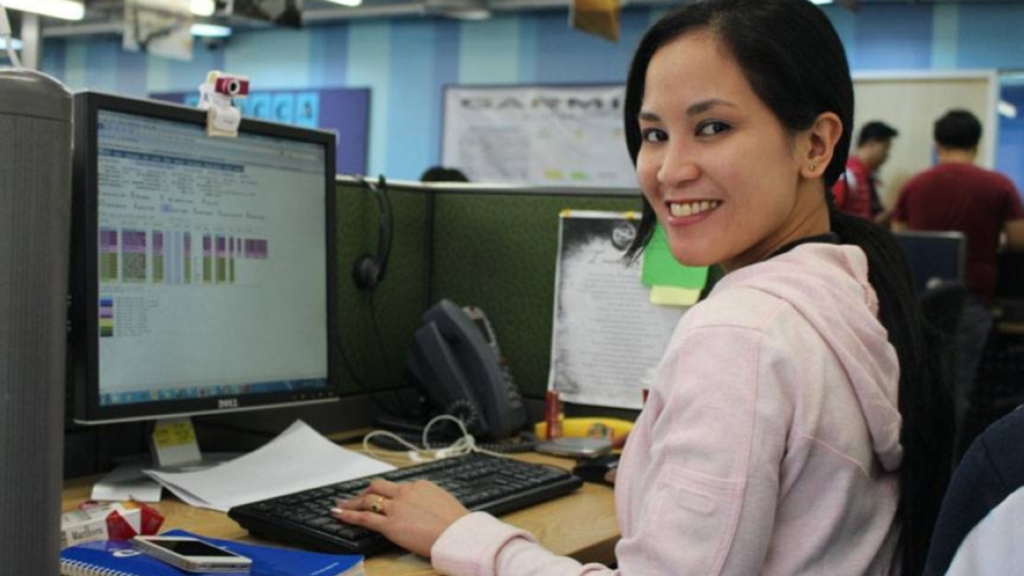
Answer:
[
  {"left": 650, "top": 285, "right": 701, "bottom": 307},
  {"left": 153, "top": 419, "right": 197, "bottom": 449}
]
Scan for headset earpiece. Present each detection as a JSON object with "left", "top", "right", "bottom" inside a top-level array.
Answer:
[
  {"left": 352, "top": 175, "right": 392, "bottom": 292},
  {"left": 352, "top": 254, "right": 381, "bottom": 290}
]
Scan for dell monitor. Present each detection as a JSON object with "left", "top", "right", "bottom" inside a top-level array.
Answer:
[{"left": 70, "top": 92, "right": 338, "bottom": 431}]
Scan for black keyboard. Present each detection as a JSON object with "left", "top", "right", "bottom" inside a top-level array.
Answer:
[{"left": 228, "top": 453, "right": 583, "bottom": 557}]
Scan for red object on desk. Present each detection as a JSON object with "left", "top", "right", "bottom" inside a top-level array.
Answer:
[{"left": 545, "top": 390, "right": 563, "bottom": 440}]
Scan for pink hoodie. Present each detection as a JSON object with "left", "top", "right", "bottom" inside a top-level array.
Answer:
[{"left": 432, "top": 243, "right": 904, "bottom": 576}]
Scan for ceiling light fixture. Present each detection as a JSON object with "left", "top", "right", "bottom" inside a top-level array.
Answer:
[
  {"left": 1, "top": 0, "right": 84, "bottom": 21},
  {"left": 998, "top": 100, "right": 1018, "bottom": 120},
  {"left": 191, "top": 23, "right": 232, "bottom": 38},
  {"left": 444, "top": 8, "right": 490, "bottom": 20},
  {"left": 0, "top": 36, "right": 22, "bottom": 50},
  {"left": 323, "top": 0, "right": 364, "bottom": 7},
  {"left": 190, "top": 0, "right": 216, "bottom": 17},
  {"left": 425, "top": 0, "right": 491, "bottom": 20},
  {"left": 810, "top": 0, "right": 834, "bottom": 4}
]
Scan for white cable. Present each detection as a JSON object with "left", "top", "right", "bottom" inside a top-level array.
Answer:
[
  {"left": 0, "top": 0, "right": 22, "bottom": 68},
  {"left": 361, "top": 415, "right": 511, "bottom": 463}
]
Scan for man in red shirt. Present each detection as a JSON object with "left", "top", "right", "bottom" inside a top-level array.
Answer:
[
  {"left": 832, "top": 121, "right": 898, "bottom": 222},
  {"left": 894, "top": 109, "right": 1024, "bottom": 450}
]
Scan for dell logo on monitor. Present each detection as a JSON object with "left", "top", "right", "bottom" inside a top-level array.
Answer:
[{"left": 218, "top": 398, "right": 239, "bottom": 409}]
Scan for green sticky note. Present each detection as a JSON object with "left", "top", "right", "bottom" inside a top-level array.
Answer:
[{"left": 641, "top": 225, "right": 708, "bottom": 289}]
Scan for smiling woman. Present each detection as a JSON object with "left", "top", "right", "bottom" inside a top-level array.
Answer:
[
  {"left": 326, "top": 2, "right": 954, "bottom": 575},
  {"left": 632, "top": 29, "right": 840, "bottom": 271}
]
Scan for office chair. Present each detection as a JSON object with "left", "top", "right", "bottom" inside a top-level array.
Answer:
[
  {"left": 919, "top": 281, "right": 968, "bottom": 392},
  {"left": 893, "top": 231, "right": 966, "bottom": 296},
  {"left": 920, "top": 281, "right": 968, "bottom": 341},
  {"left": 923, "top": 407, "right": 1024, "bottom": 576},
  {"left": 960, "top": 327, "right": 1024, "bottom": 460}
]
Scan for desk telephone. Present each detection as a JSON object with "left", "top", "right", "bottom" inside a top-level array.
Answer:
[{"left": 406, "top": 299, "right": 528, "bottom": 440}]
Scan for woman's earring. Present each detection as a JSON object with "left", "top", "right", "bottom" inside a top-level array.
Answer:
[{"left": 810, "top": 163, "right": 818, "bottom": 172}]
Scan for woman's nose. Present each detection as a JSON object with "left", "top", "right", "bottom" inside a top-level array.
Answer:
[{"left": 657, "top": 145, "right": 700, "bottom": 187}]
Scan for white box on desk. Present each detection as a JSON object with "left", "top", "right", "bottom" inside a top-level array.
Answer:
[{"left": 60, "top": 503, "right": 141, "bottom": 548}]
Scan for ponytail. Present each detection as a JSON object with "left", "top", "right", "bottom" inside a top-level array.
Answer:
[{"left": 830, "top": 209, "right": 954, "bottom": 576}]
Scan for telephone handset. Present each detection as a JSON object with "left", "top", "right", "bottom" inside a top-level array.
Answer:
[{"left": 406, "top": 299, "right": 527, "bottom": 440}]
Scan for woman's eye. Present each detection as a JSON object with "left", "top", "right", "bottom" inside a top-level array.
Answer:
[
  {"left": 641, "top": 128, "right": 667, "bottom": 143},
  {"left": 696, "top": 121, "right": 730, "bottom": 136}
]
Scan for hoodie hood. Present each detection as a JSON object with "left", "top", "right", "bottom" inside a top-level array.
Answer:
[{"left": 713, "top": 243, "right": 904, "bottom": 472}]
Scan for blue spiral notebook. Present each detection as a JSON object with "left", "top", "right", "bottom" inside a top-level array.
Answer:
[{"left": 60, "top": 529, "right": 363, "bottom": 576}]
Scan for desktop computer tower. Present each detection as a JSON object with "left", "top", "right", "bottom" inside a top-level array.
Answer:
[{"left": 0, "top": 69, "right": 72, "bottom": 574}]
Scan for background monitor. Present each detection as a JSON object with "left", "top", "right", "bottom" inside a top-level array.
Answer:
[
  {"left": 893, "top": 230, "right": 966, "bottom": 295},
  {"left": 71, "top": 92, "right": 339, "bottom": 425}
]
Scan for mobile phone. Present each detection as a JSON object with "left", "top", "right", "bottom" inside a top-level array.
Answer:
[
  {"left": 535, "top": 437, "right": 613, "bottom": 458},
  {"left": 132, "top": 535, "right": 253, "bottom": 573}
]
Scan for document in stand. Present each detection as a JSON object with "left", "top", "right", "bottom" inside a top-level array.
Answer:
[
  {"left": 549, "top": 210, "right": 686, "bottom": 410},
  {"left": 144, "top": 420, "right": 394, "bottom": 512}
]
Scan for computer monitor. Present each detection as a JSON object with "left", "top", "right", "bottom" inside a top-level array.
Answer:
[
  {"left": 70, "top": 92, "right": 339, "bottom": 426},
  {"left": 893, "top": 230, "right": 966, "bottom": 295}
]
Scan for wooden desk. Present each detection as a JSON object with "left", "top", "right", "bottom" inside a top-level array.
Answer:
[{"left": 62, "top": 452, "right": 619, "bottom": 575}]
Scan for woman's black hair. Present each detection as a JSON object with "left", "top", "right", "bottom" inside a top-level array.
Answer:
[{"left": 622, "top": 1, "right": 953, "bottom": 574}]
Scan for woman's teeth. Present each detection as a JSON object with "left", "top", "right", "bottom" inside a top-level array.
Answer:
[{"left": 669, "top": 200, "right": 720, "bottom": 217}]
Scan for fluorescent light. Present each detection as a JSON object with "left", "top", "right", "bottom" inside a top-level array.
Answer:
[
  {"left": 445, "top": 8, "right": 491, "bottom": 20},
  {"left": 190, "top": 0, "right": 216, "bottom": 16},
  {"left": 810, "top": 0, "right": 834, "bottom": 4},
  {"left": 999, "top": 100, "right": 1018, "bottom": 120},
  {"left": 0, "top": 37, "right": 22, "bottom": 50},
  {"left": 323, "top": 0, "right": 363, "bottom": 6},
  {"left": 191, "top": 23, "right": 232, "bottom": 38},
  {"left": 2, "top": 0, "right": 85, "bottom": 20}
]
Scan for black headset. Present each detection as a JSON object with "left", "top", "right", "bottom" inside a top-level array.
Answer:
[{"left": 352, "top": 175, "right": 393, "bottom": 291}]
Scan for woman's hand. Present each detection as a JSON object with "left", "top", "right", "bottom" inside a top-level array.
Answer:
[{"left": 331, "top": 478, "right": 470, "bottom": 558}]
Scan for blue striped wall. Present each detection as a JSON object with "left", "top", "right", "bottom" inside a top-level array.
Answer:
[{"left": 40, "top": 3, "right": 1024, "bottom": 182}]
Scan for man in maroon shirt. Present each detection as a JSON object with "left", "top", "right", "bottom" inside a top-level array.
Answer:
[
  {"left": 894, "top": 109, "right": 1024, "bottom": 450},
  {"left": 832, "top": 121, "right": 898, "bottom": 223}
]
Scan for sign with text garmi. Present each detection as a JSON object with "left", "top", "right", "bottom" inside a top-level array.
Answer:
[{"left": 442, "top": 85, "right": 636, "bottom": 188}]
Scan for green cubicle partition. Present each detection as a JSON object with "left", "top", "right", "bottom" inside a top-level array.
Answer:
[
  {"left": 333, "top": 177, "right": 431, "bottom": 397},
  {"left": 335, "top": 178, "right": 642, "bottom": 399},
  {"left": 427, "top": 186, "right": 642, "bottom": 398}
]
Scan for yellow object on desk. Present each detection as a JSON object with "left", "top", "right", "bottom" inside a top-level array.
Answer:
[
  {"left": 534, "top": 417, "right": 634, "bottom": 442},
  {"left": 151, "top": 418, "right": 201, "bottom": 467}
]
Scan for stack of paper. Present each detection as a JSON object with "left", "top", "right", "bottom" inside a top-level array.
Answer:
[{"left": 145, "top": 420, "right": 395, "bottom": 512}]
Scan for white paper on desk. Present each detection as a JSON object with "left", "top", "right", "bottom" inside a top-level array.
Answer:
[
  {"left": 144, "top": 420, "right": 395, "bottom": 512},
  {"left": 92, "top": 464, "right": 164, "bottom": 503}
]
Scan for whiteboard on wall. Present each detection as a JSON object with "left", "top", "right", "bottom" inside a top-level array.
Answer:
[
  {"left": 441, "top": 85, "right": 637, "bottom": 188},
  {"left": 441, "top": 74, "right": 999, "bottom": 196},
  {"left": 852, "top": 71, "right": 999, "bottom": 207}
]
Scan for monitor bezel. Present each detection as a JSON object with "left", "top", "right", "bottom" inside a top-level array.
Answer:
[{"left": 71, "top": 91, "right": 340, "bottom": 424}]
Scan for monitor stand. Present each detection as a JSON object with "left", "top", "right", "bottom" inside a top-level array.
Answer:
[{"left": 93, "top": 418, "right": 241, "bottom": 503}]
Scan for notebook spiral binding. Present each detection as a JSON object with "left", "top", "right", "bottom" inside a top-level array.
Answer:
[{"left": 61, "top": 558, "right": 135, "bottom": 576}]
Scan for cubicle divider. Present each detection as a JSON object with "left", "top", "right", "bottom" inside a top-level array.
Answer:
[
  {"left": 429, "top": 187, "right": 642, "bottom": 398},
  {"left": 333, "top": 177, "right": 641, "bottom": 399},
  {"left": 333, "top": 178, "right": 431, "bottom": 397}
]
